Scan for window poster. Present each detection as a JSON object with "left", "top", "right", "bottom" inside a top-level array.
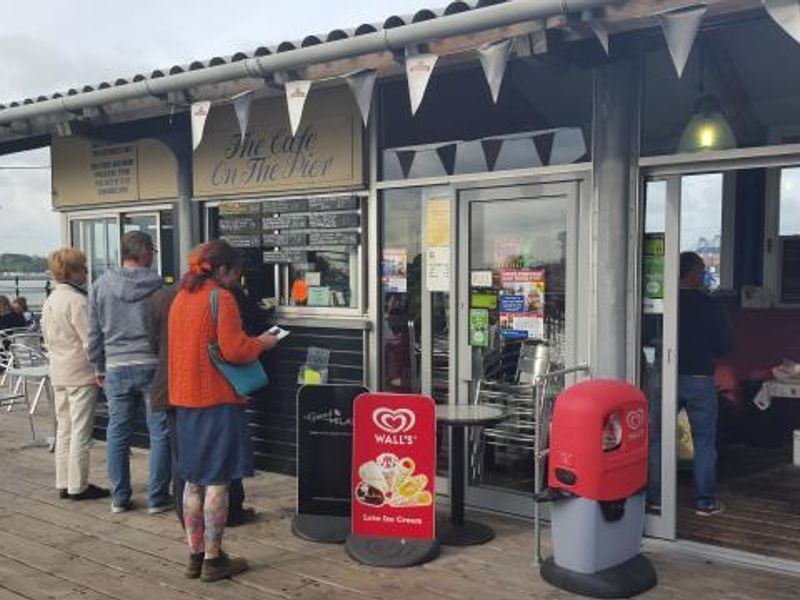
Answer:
[
  {"left": 382, "top": 248, "right": 408, "bottom": 293},
  {"left": 498, "top": 268, "right": 545, "bottom": 340},
  {"left": 469, "top": 308, "right": 490, "bottom": 347},
  {"left": 643, "top": 233, "right": 665, "bottom": 314},
  {"left": 426, "top": 246, "right": 450, "bottom": 292}
]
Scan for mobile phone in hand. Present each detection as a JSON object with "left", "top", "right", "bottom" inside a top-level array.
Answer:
[{"left": 267, "top": 326, "right": 290, "bottom": 340}]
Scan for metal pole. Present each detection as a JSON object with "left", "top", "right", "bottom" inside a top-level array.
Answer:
[
  {"left": 0, "top": 0, "right": 616, "bottom": 126},
  {"left": 591, "top": 58, "right": 641, "bottom": 380}
]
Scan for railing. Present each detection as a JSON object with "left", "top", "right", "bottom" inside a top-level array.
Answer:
[
  {"left": 533, "top": 364, "right": 592, "bottom": 568},
  {"left": 0, "top": 275, "right": 52, "bottom": 310}
]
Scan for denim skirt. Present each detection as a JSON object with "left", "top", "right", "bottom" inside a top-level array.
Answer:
[{"left": 176, "top": 403, "right": 253, "bottom": 485}]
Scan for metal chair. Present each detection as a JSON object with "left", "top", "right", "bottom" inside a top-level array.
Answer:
[
  {"left": 8, "top": 340, "right": 54, "bottom": 449},
  {"left": 469, "top": 337, "right": 553, "bottom": 484}
]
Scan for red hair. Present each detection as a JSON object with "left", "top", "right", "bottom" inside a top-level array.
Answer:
[{"left": 180, "top": 240, "right": 242, "bottom": 292}]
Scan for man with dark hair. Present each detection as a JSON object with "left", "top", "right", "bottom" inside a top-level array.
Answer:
[
  {"left": 88, "top": 231, "right": 171, "bottom": 514},
  {"left": 678, "top": 251, "right": 733, "bottom": 517}
]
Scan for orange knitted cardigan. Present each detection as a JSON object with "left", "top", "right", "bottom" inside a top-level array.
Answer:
[{"left": 167, "top": 280, "right": 265, "bottom": 408}]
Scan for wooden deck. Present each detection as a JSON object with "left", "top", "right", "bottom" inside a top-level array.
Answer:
[{"left": 0, "top": 410, "right": 798, "bottom": 600}]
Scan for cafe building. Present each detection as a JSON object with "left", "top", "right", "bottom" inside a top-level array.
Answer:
[{"left": 3, "top": 0, "right": 800, "bottom": 571}]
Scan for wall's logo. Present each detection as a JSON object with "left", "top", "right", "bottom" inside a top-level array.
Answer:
[
  {"left": 626, "top": 408, "right": 645, "bottom": 431},
  {"left": 372, "top": 408, "right": 416, "bottom": 434}
]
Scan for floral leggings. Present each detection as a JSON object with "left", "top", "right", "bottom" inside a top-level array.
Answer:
[{"left": 183, "top": 482, "right": 229, "bottom": 559}]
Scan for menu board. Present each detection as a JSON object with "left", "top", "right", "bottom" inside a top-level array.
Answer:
[
  {"left": 217, "top": 195, "right": 361, "bottom": 267},
  {"left": 223, "top": 234, "right": 261, "bottom": 248},
  {"left": 308, "top": 196, "right": 359, "bottom": 211},
  {"left": 308, "top": 213, "right": 360, "bottom": 229},
  {"left": 308, "top": 232, "right": 360, "bottom": 247},
  {"left": 263, "top": 232, "right": 308, "bottom": 247},
  {"left": 261, "top": 198, "right": 309, "bottom": 214},
  {"left": 263, "top": 215, "right": 309, "bottom": 230},
  {"left": 219, "top": 217, "right": 260, "bottom": 233}
]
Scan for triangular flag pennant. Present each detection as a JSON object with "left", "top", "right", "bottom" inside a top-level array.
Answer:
[
  {"left": 478, "top": 39, "right": 512, "bottom": 104},
  {"left": 345, "top": 69, "right": 378, "bottom": 127},
  {"left": 590, "top": 21, "right": 610, "bottom": 54},
  {"left": 658, "top": 6, "right": 707, "bottom": 78},
  {"left": 481, "top": 139, "right": 503, "bottom": 171},
  {"left": 533, "top": 132, "right": 555, "bottom": 167},
  {"left": 436, "top": 143, "right": 458, "bottom": 175},
  {"left": 764, "top": 0, "right": 800, "bottom": 44},
  {"left": 405, "top": 52, "right": 438, "bottom": 115},
  {"left": 191, "top": 101, "right": 212, "bottom": 151},
  {"left": 285, "top": 80, "right": 312, "bottom": 136},
  {"left": 396, "top": 149, "right": 416, "bottom": 178},
  {"left": 232, "top": 91, "right": 254, "bottom": 144}
]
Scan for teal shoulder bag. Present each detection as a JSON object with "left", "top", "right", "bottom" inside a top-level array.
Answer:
[{"left": 207, "top": 289, "right": 268, "bottom": 397}]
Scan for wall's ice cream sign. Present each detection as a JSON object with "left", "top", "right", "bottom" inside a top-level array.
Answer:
[{"left": 351, "top": 394, "right": 436, "bottom": 540}]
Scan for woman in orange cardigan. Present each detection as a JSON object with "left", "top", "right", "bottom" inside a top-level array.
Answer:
[{"left": 168, "top": 240, "right": 278, "bottom": 582}]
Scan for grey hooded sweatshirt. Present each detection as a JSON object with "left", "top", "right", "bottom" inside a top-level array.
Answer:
[{"left": 87, "top": 267, "right": 163, "bottom": 374}]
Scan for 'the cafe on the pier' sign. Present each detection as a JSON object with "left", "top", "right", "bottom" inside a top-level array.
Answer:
[{"left": 351, "top": 393, "right": 436, "bottom": 541}]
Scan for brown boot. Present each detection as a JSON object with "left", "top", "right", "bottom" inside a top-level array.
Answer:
[
  {"left": 185, "top": 553, "right": 204, "bottom": 579},
  {"left": 200, "top": 552, "right": 248, "bottom": 582}
]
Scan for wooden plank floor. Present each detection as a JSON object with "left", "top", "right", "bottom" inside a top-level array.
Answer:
[
  {"left": 0, "top": 410, "right": 798, "bottom": 599},
  {"left": 677, "top": 443, "right": 800, "bottom": 561}
]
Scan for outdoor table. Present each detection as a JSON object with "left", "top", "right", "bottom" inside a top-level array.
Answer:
[{"left": 436, "top": 404, "right": 506, "bottom": 546}]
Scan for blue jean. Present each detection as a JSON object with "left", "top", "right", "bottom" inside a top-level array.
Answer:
[
  {"left": 677, "top": 375, "right": 719, "bottom": 509},
  {"left": 105, "top": 365, "right": 171, "bottom": 508}
]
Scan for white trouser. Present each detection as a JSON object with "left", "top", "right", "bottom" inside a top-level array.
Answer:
[{"left": 54, "top": 385, "right": 98, "bottom": 494}]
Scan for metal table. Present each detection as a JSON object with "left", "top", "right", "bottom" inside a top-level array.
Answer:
[{"left": 436, "top": 404, "right": 506, "bottom": 546}]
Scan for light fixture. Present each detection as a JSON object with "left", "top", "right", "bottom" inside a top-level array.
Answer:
[{"left": 677, "top": 41, "right": 736, "bottom": 153}]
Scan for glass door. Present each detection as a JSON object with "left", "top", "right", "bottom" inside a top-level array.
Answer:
[
  {"left": 458, "top": 181, "right": 579, "bottom": 516},
  {"left": 380, "top": 186, "right": 455, "bottom": 486},
  {"left": 71, "top": 216, "right": 120, "bottom": 283},
  {"left": 641, "top": 172, "right": 726, "bottom": 539}
]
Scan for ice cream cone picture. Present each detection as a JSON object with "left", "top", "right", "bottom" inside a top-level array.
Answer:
[{"left": 355, "top": 453, "right": 432, "bottom": 508}]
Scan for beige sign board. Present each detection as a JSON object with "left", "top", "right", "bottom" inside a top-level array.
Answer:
[
  {"left": 192, "top": 86, "right": 363, "bottom": 198},
  {"left": 51, "top": 137, "right": 177, "bottom": 209}
]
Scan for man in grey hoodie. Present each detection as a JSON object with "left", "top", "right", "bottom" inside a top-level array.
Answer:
[{"left": 88, "top": 231, "right": 171, "bottom": 514}]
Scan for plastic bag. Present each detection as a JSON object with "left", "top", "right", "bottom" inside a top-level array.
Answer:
[{"left": 677, "top": 409, "right": 694, "bottom": 462}]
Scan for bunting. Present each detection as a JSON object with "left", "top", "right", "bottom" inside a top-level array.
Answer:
[
  {"left": 190, "top": 101, "right": 212, "bottom": 151},
  {"left": 345, "top": 69, "right": 378, "bottom": 126},
  {"left": 232, "top": 90, "right": 254, "bottom": 144},
  {"left": 405, "top": 52, "right": 438, "bottom": 115},
  {"left": 478, "top": 40, "right": 512, "bottom": 104},
  {"left": 659, "top": 6, "right": 707, "bottom": 78},
  {"left": 285, "top": 80, "right": 312, "bottom": 136},
  {"left": 764, "top": 0, "right": 800, "bottom": 44}
]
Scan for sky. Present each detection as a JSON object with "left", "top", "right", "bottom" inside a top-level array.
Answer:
[{"left": 0, "top": 0, "right": 433, "bottom": 256}]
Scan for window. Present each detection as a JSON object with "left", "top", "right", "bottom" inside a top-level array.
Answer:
[
  {"left": 209, "top": 194, "right": 363, "bottom": 311},
  {"left": 774, "top": 167, "right": 800, "bottom": 303}
]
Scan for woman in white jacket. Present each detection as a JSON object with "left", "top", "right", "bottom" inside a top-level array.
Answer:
[{"left": 41, "top": 248, "right": 109, "bottom": 500}]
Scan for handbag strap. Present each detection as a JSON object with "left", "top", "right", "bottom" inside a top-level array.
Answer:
[{"left": 209, "top": 288, "right": 220, "bottom": 341}]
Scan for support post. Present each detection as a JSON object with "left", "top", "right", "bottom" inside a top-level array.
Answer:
[{"left": 591, "top": 57, "right": 641, "bottom": 380}]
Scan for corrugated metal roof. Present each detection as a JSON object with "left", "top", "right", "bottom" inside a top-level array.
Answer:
[{"left": 0, "top": 0, "right": 508, "bottom": 112}]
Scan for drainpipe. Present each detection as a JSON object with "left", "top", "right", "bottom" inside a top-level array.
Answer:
[{"left": 0, "top": 0, "right": 617, "bottom": 126}]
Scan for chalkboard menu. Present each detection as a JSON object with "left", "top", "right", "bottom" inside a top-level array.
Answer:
[
  {"left": 216, "top": 195, "right": 362, "bottom": 267},
  {"left": 261, "top": 198, "right": 309, "bottom": 214},
  {"left": 219, "top": 217, "right": 260, "bottom": 233},
  {"left": 263, "top": 232, "right": 308, "bottom": 247},
  {"left": 309, "top": 231, "right": 360, "bottom": 247},
  {"left": 308, "top": 196, "right": 359, "bottom": 212},
  {"left": 308, "top": 213, "right": 360, "bottom": 229},
  {"left": 219, "top": 201, "right": 261, "bottom": 216},
  {"left": 263, "top": 215, "right": 309, "bottom": 230},
  {"left": 222, "top": 234, "right": 261, "bottom": 249}
]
